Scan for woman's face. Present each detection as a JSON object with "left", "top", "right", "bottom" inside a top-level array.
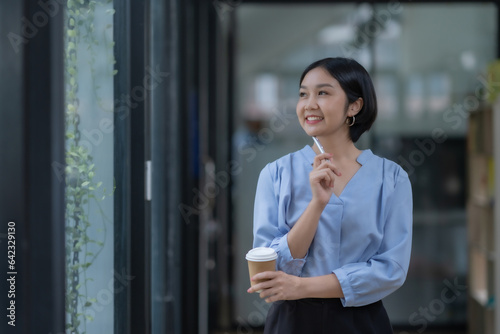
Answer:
[{"left": 296, "top": 67, "right": 351, "bottom": 139}]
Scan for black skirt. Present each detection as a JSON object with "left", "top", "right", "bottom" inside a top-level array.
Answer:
[{"left": 263, "top": 298, "right": 393, "bottom": 334}]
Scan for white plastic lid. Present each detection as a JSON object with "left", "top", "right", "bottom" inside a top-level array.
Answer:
[{"left": 245, "top": 247, "right": 277, "bottom": 262}]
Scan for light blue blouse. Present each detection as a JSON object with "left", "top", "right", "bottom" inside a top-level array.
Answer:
[{"left": 253, "top": 145, "right": 413, "bottom": 307}]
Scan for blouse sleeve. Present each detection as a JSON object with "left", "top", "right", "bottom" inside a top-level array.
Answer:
[
  {"left": 253, "top": 164, "right": 307, "bottom": 276},
  {"left": 333, "top": 168, "right": 413, "bottom": 307}
]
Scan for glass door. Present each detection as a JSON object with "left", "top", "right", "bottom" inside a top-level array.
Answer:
[{"left": 64, "top": 1, "right": 116, "bottom": 332}]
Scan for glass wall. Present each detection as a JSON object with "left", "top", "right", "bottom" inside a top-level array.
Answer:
[
  {"left": 64, "top": 1, "right": 115, "bottom": 333},
  {"left": 232, "top": 2, "right": 496, "bottom": 329}
]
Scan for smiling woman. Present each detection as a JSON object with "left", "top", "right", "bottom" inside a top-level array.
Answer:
[
  {"left": 297, "top": 58, "right": 377, "bottom": 144},
  {"left": 249, "top": 57, "right": 413, "bottom": 334},
  {"left": 233, "top": 4, "right": 498, "bottom": 332}
]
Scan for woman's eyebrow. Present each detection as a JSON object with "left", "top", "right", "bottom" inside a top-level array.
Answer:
[{"left": 300, "top": 83, "right": 334, "bottom": 89}]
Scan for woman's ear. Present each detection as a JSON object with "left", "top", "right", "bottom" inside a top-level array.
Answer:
[{"left": 348, "top": 98, "right": 363, "bottom": 117}]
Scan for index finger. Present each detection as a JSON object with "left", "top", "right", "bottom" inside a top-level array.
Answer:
[
  {"left": 312, "top": 153, "right": 332, "bottom": 167},
  {"left": 251, "top": 270, "right": 278, "bottom": 282},
  {"left": 313, "top": 155, "right": 341, "bottom": 176}
]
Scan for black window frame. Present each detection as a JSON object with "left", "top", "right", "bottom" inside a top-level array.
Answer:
[{"left": 0, "top": 1, "right": 65, "bottom": 333}]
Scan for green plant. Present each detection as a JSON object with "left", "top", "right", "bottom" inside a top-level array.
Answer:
[{"left": 64, "top": 1, "right": 114, "bottom": 332}]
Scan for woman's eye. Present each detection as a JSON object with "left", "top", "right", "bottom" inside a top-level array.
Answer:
[
  {"left": 299, "top": 92, "right": 307, "bottom": 97},
  {"left": 318, "top": 91, "right": 328, "bottom": 95}
]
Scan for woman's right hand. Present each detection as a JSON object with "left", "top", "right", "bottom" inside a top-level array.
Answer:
[{"left": 310, "top": 153, "right": 341, "bottom": 206}]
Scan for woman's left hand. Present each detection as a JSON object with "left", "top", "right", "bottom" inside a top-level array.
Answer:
[{"left": 247, "top": 271, "right": 302, "bottom": 303}]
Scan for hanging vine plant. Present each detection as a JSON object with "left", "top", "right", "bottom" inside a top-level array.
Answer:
[{"left": 64, "top": 0, "right": 114, "bottom": 333}]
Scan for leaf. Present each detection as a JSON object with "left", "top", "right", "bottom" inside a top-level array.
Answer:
[{"left": 81, "top": 181, "right": 90, "bottom": 187}]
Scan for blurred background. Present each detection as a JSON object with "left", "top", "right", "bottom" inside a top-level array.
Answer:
[{"left": 0, "top": 1, "right": 499, "bottom": 334}]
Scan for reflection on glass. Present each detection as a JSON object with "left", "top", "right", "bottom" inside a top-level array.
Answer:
[
  {"left": 374, "top": 74, "right": 398, "bottom": 119},
  {"left": 64, "top": 1, "right": 115, "bottom": 333},
  {"left": 254, "top": 73, "right": 279, "bottom": 112},
  {"left": 405, "top": 74, "right": 425, "bottom": 118},
  {"left": 427, "top": 73, "right": 451, "bottom": 113}
]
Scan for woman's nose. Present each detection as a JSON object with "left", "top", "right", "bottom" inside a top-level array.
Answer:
[{"left": 305, "top": 96, "right": 318, "bottom": 110}]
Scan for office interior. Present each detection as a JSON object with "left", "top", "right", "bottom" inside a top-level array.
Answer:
[{"left": 0, "top": 0, "right": 499, "bottom": 333}]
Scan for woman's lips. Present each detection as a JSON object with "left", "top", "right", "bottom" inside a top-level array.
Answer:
[{"left": 305, "top": 116, "right": 324, "bottom": 124}]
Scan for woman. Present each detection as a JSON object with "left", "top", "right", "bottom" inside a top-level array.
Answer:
[{"left": 247, "top": 57, "right": 413, "bottom": 333}]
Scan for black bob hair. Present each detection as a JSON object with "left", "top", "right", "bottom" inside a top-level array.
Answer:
[{"left": 299, "top": 57, "right": 377, "bottom": 143}]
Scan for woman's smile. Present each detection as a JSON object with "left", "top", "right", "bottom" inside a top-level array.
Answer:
[{"left": 305, "top": 115, "right": 324, "bottom": 124}]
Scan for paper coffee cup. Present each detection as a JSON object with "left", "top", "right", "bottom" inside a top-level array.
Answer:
[{"left": 246, "top": 247, "right": 277, "bottom": 292}]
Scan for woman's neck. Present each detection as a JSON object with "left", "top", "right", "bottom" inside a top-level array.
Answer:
[{"left": 312, "top": 134, "right": 360, "bottom": 161}]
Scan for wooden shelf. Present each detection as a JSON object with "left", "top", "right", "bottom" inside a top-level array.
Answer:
[{"left": 467, "top": 97, "right": 498, "bottom": 334}]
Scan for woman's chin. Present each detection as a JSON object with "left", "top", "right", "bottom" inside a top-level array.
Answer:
[
  {"left": 304, "top": 129, "right": 322, "bottom": 137},
  {"left": 301, "top": 126, "right": 316, "bottom": 136}
]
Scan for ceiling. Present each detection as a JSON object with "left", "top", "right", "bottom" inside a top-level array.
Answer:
[{"left": 235, "top": 4, "right": 358, "bottom": 76}]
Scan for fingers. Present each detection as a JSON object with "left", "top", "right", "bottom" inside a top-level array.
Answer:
[
  {"left": 247, "top": 271, "right": 300, "bottom": 303},
  {"left": 310, "top": 168, "right": 336, "bottom": 188},
  {"left": 312, "top": 154, "right": 341, "bottom": 177},
  {"left": 312, "top": 153, "right": 331, "bottom": 168},
  {"left": 246, "top": 271, "right": 280, "bottom": 294},
  {"left": 247, "top": 274, "right": 280, "bottom": 303},
  {"left": 247, "top": 282, "right": 272, "bottom": 296},
  {"left": 251, "top": 271, "right": 277, "bottom": 281}
]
